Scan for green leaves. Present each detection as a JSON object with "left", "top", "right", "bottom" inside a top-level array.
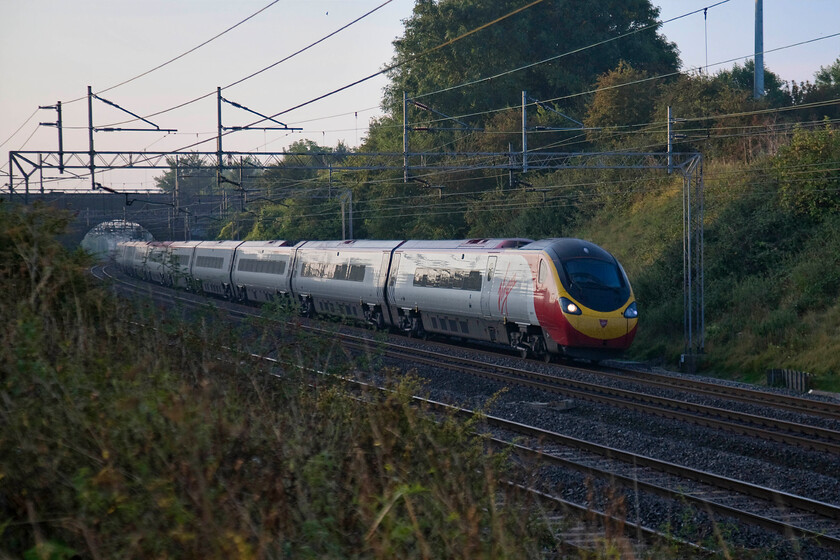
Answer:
[{"left": 775, "top": 122, "right": 840, "bottom": 218}]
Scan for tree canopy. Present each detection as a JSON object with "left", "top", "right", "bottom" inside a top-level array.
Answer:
[{"left": 382, "top": 0, "right": 679, "bottom": 124}]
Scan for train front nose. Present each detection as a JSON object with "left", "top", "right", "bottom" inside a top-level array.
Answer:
[{"left": 558, "top": 298, "right": 637, "bottom": 349}]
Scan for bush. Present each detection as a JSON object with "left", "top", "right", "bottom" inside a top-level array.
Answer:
[{"left": 775, "top": 122, "right": 840, "bottom": 218}]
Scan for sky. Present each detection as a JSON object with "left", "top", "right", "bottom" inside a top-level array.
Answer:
[{"left": 1, "top": 0, "right": 838, "bottom": 192}]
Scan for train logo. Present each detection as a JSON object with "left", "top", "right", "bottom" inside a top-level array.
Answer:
[{"left": 498, "top": 268, "right": 517, "bottom": 316}]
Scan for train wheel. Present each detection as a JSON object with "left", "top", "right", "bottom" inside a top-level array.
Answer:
[
  {"left": 408, "top": 316, "right": 425, "bottom": 339},
  {"left": 373, "top": 311, "right": 384, "bottom": 330},
  {"left": 300, "top": 298, "right": 314, "bottom": 318}
]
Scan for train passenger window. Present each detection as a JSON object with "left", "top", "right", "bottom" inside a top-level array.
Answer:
[
  {"left": 413, "top": 267, "right": 482, "bottom": 291},
  {"left": 238, "top": 258, "right": 287, "bottom": 275},
  {"left": 346, "top": 264, "right": 366, "bottom": 282},
  {"left": 195, "top": 255, "right": 224, "bottom": 269}
]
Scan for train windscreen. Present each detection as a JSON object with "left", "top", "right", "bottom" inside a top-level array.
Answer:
[{"left": 557, "top": 257, "right": 630, "bottom": 312}]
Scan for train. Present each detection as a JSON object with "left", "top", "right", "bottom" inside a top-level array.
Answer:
[{"left": 115, "top": 237, "right": 638, "bottom": 361}]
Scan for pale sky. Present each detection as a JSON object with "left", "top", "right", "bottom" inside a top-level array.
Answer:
[{"left": 1, "top": 0, "right": 838, "bottom": 191}]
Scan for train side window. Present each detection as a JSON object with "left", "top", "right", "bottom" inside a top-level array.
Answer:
[{"left": 538, "top": 259, "right": 547, "bottom": 285}]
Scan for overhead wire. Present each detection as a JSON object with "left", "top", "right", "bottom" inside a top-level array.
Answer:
[
  {"left": 64, "top": 1, "right": 396, "bottom": 130},
  {"left": 398, "top": 32, "right": 840, "bottom": 135},
  {"left": 29, "top": 0, "right": 551, "bottom": 188},
  {"left": 161, "top": 0, "right": 549, "bottom": 153},
  {"left": 61, "top": 0, "right": 283, "bottom": 105}
]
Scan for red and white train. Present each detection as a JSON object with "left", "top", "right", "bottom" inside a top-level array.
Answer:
[{"left": 116, "top": 237, "right": 638, "bottom": 361}]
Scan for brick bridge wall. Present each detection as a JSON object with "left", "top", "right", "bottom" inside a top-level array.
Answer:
[{"left": 2, "top": 192, "right": 227, "bottom": 247}]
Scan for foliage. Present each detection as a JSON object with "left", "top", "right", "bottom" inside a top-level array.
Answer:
[
  {"left": 584, "top": 61, "right": 659, "bottom": 149},
  {"left": 154, "top": 152, "right": 218, "bottom": 197},
  {"left": 713, "top": 59, "right": 789, "bottom": 106},
  {"left": 774, "top": 122, "right": 840, "bottom": 218},
  {"left": 814, "top": 56, "right": 840, "bottom": 87},
  {"left": 382, "top": 0, "right": 678, "bottom": 128}
]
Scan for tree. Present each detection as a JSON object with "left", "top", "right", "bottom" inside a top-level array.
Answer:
[
  {"left": 713, "top": 60, "right": 789, "bottom": 106},
  {"left": 235, "top": 139, "right": 351, "bottom": 240},
  {"left": 815, "top": 57, "right": 840, "bottom": 87},
  {"left": 785, "top": 57, "right": 840, "bottom": 122},
  {"left": 584, "top": 61, "right": 659, "bottom": 149},
  {"left": 154, "top": 153, "right": 216, "bottom": 198},
  {"left": 382, "top": 0, "right": 679, "bottom": 127}
]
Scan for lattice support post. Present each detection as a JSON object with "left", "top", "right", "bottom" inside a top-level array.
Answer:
[{"left": 680, "top": 155, "right": 705, "bottom": 372}]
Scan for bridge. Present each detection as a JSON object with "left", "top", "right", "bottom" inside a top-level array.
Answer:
[{"left": 1, "top": 191, "right": 227, "bottom": 247}]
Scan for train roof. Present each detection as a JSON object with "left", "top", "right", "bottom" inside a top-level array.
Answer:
[
  {"left": 397, "top": 238, "right": 533, "bottom": 251},
  {"left": 237, "top": 240, "right": 300, "bottom": 248},
  {"left": 194, "top": 240, "right": 245, "bottom": 249},
  {"left": 520, "top": 238, "right": 616, "bottom": 261},
  {"left": 299, "top": 240, "right": 405, "bottom": 250}
]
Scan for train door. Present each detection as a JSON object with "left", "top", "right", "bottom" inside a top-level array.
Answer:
[
  {"left": 387, "top": 252, "right": 401, "bottom": 302},
  {"left": 480, "top": 256, "right": 497, "bottom": 317}
]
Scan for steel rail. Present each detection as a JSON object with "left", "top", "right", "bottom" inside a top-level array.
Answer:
[{"left": 361, "top": 342, "right": 840, "bottom": 454}]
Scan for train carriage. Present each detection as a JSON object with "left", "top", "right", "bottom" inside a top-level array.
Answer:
[
  {"left": 121, "top": 241, "right": 151, "bottom": 278},
  {"left": 116, "top": 241, "right": 143, "bottom": 275},
  {"left": 190, "top": 241, "right": 244, "bottom": 298},
  {"left": 519, "top": 238, "right": 638, "bottom": 359},
  {"left": 230, "top": 240, "right": 300, "bottom": 303},
  {"left": 291, "top": 239, "right": 404, "bottom": 326},
  {"left": 144, "top": 242, "right": 175, "bottom": 284},
  {"left": 165, "top": 241, "right": 203, "bottom": 288},
  {"left": 388, "top": 239, "right": 534, "bottom": 343}
]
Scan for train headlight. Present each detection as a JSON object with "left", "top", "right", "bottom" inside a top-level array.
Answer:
[
  {"left": 623, "top": 302, "right": 638, "bottom": 319},
  {"left": 560, "top": 297, "right": 582, "bottom": 315}
]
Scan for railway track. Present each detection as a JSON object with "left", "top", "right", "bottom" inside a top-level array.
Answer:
[
  {"left": 470, "top": 406, "right": 840, "bottom": 551},
  {"left": 96, "top": 265, "right": 840, "bottom": 554},
  {"left": 338, "top": 338, "right": 840, "bottom": 454},
  {"left": 391, "top": 333, "right": 840, "bottom": 422}
]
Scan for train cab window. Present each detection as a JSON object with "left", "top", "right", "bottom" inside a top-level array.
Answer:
[
  {"left": 563, "top": 258, "right": 623, "bottom": 289},
  {"left": 538, "top": 260, "right": 548, "bottom": 285}
]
